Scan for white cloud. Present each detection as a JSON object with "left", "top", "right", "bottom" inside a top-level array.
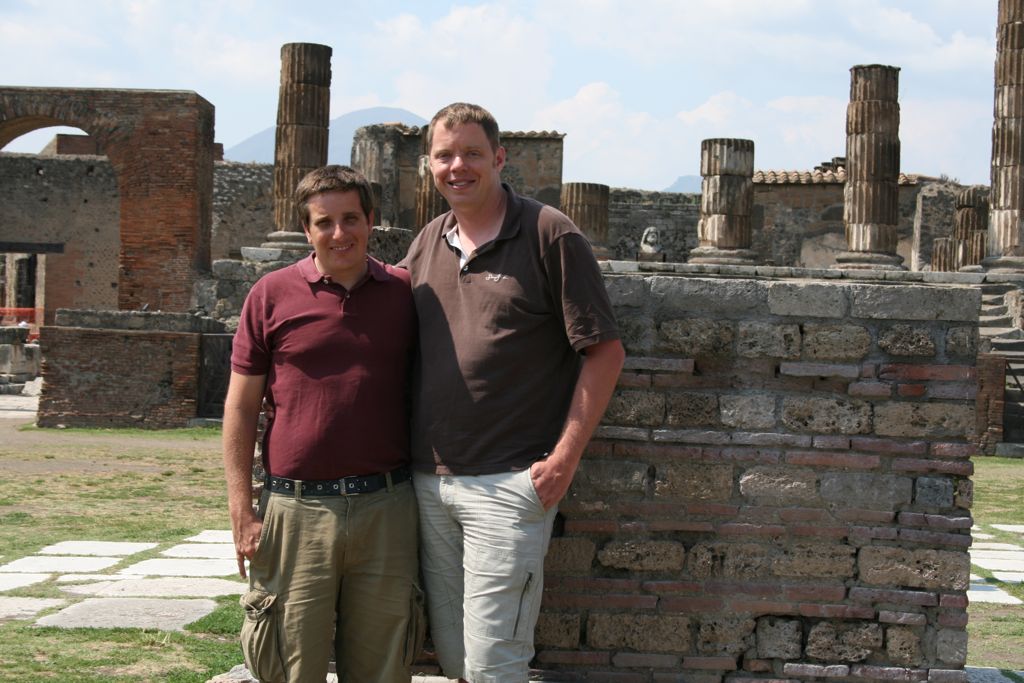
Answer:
[
  {"left": 677, "top": 92, "right": 753, "bottom": 127},
  {"left": 900, "top": 97, "right": 992, "bottom": 183}
]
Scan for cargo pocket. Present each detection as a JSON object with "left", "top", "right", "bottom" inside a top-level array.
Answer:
[
  {"left": 240, "top": 589, "right": 286, "bottom": 683},
  {"left": 404, "top": 582, "right": 427, "bottom": 666}
]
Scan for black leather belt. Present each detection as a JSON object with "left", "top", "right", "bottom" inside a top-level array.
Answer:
[{"left": 266, "top": 467, "right": 411, "bottom": 497}]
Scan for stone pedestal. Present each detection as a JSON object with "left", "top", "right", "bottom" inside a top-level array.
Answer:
[
  {"left": 253, "top": 42, "right": 332, "bottom": 262},
  {"left": 985, "top": 0, "right": 1024, "bottom": 271},
  {"left": 835, "top": 65, "right": 905, "bottom": 270},
  {"left": 561, "top": 182, "right": 611, "bottom": 260},
  {"left": 689, "top": 139, "right": 757, "bottom": 265}
]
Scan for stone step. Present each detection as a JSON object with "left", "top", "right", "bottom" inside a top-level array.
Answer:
[
  {"left": 982, "top": 327, "right": 1024, "bottom": 340},
  {"left": 980, "top": 315, "right": 1014, "bottom": 327},
  {"left": 992, "top": 339, "right": 1024, "bottom": 353},
  {"left": 982, "top": 305, "right": 1010, "bottom": 317},
  {"left": 0, "top": 384, "right": 25, "bottom": 396}
]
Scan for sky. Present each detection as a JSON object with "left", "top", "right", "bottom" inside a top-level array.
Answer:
[{"left": 0, "top": 0, "right": 1000, "bottom": 190}]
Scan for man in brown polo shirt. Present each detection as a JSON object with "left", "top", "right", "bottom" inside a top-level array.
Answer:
[
  {"left": 224, "top": 165, "right": 420, "bottom": 683},
  {"left": 403, "top": 103, "right": 625, "bottom": 683}
]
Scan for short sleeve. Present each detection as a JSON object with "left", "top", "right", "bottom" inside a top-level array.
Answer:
[
  {"left": 543, "top": 232, "right": 620, "bottom": 352},
  {"left": 231, "top": 281, "right": 271, "bottom": 375}
]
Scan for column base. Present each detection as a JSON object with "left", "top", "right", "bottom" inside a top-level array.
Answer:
[
  {"left": 241, "top": 246, "right": 310, "bottom": 263},
  {"left": 832, "top": 251, "right": 905, "bottom": 270},
  {"left": 982, "top": 255, "right": 1024, "bottom": 272},
  {"left": 687, "top": 247, "right": 758, "bottom": 265}
]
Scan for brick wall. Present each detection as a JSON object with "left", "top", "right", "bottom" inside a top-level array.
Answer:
[{"left": 534, "top": 265, "right": 978, "bottom": 682}]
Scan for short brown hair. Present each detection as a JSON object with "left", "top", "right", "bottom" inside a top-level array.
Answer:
[
  {"left": 426, "top": 102, "right": 501, "bottom": 153},
  {"left": 295, "top": 165, "right": 375, "bottom": 226}
]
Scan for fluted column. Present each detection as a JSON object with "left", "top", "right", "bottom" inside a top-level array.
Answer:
[
  {"left": 415, "top": 154, "right": 448, "bottom": 230},
  {"left": 258, "top": 43, "right": 332, "bottom": 258},
  {"left": 835, "top": 65, "right": 905, "bottom": 270},
  {"left": 957, "top": 186, "right": 989, "bottom": 271},
  {"left": 689, "top": 138, "right": 757, "bottom": 264},
  {"left": 985, "top": 0, "right": 1024, "bottom": 270},
  {"left": 561, "top": 182, "right": 611, "bottom": 259}
]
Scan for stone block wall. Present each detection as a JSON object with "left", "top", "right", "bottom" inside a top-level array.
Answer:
[
  {"left": 211, "top": 162, "right": 274, "bottom": 260},
  {"left": 608, "top": 189, "right": 700, "bottom": 262},
  {"left": 535, "top": 265, "right": 978, "bottom": 682},
  {"left": 37, "top": 310, "right": 225, "bottom": 428}
]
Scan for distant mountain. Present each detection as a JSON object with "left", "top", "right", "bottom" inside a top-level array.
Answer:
[
  {"left": 224, "top": 107, "right": 427, "bottom": 164},
  {"left": 663, "top": 175, "right": 702, "bottom": 193}
]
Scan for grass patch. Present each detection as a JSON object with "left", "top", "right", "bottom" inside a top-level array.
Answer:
[
  {"left": 971, "top": 457, "right": 1024, "bottom": 524},
  {"left": 16, "top": 425, "right": 222, "bottom": 440}
]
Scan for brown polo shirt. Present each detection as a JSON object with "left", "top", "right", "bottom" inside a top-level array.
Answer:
[
  {"left": 403, "top": 185, "right": 619, "bottom": 475},
  {"left": 231, "top": 254, "right": 416, "bottom": 480}
]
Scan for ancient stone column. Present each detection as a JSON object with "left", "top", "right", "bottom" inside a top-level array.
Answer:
[
  {"left": 688, "top": 138, "right": 757, "bottom": 264},
  {"left": 254, "top": 43, "right": 332, "bottom": 259},
  {"left": 985, "top": 0, "right": 1024, "bottom": 270},
  {"left": 415, "top": 154, "right": 448, "bottom": 229},
  {"left": 835, "top": 65, "right": 905, "bottom": 270},
  {"left": 956, "top": 186, "right": 989, "bottom": 271},
  {"left": 561, "top": 182, "right": 611, "bottom": 259}
]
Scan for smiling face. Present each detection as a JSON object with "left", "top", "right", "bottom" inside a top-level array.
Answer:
[
  {"left": 302, "top": 189, "right": 372, "bottom": 288},
  {"left": 429, "top": 121, "right": 506, "bottom": 216}
]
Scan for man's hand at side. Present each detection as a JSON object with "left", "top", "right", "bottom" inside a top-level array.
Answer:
[{"left": 223, "top": 370, "right": 267, "bottom": 579}]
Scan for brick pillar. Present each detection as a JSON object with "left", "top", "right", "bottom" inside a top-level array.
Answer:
[
  {"left": 689, "top": 138, "right": 758, "bottom": 264},
  {"left": 253, "top": 43, "right": 332, "bottom": 261},
  {"left": 956, "top": 186, "right": 989, "bottom": 271},
  {"left": 415, "top": 154, "right": 448, "bottom": 230},
  {"left": 835, "top": 65, "right": 905, "bottom": 270},
  {"left": 985, "top": 0, "right": 1024, "bottom": 270},
  {"left": 561, "top": 182, "right": 611, "bottom": 259}
]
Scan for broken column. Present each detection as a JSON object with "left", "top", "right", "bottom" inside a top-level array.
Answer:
[
  {"left": 248, "top": 43, "right": 332, "bottom": 260},
  {"left": 957, "top": 186, "right": 989, "bottom": 270},
  {"left": 688, "top": 138, "right": 757, "bottom": 265},
  {"left": 985, "top": 0, "right": 1024, "bottom": 270},
  {"left": 415, "top": 154, "right": 448, "bottom": 229},
  {"left": 835, "top": 64, "right": 905, "bottom": 270},
  {"left": 561, "top": 183, "right": 611, "bottom": 259}
]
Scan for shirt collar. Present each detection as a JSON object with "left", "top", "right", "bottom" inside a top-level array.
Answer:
[
  {"left": 436, "top": 183, "right": 524, "bottom": 246},
  {"left": 297, "top": 252, "right": 390, "bottom": 286}
]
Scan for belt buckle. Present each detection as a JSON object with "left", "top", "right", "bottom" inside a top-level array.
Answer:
[{"left": 340, "top": 475, "right": 360, "bottom": 496}]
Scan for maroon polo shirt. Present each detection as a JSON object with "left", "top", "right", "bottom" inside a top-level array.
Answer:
[
  {"left": 403, "top": 185, "right": 619, "bottom": 475},
  {"left": 231, "top": 254, "right": 415, "bottom": 480}
]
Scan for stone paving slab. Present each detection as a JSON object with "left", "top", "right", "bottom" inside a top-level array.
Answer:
[
  {"left": 0, "top": 596, "right": 64, "bottom": 620},
  {"left": 970, "top": 550, "right": 1024, "bottom": 561},
  {"left": 0, "top": 573, "right": 50, "bottom": 591},
  {"left": 968, "top": 582, "right": 1024, "bottom": 604},
  {"left": 973, "top": 542, "right": 1023, "bottom": 550},
  {"left": 992, "top": 524, "right": 1024, "bottom": 533},
  {"left": 966, "top": 666, "right": 1024, "bottom": 682},
  {"left": 972, "top": 557, "right": 1024, "bottom": 572},
  {"left": 973, "top": 531, "right": 995, "bottom": 539},
  {"left": 992, "top": 571, "right": 1024, "bottom": 583},
  {"left": 187, "top": 530, "right": 234, "bottom": 544},
  {"left": 118, "top": 558, "right": 238, "bottom": 577},
  {"left": 36, "top": 597, "right": 217, "bottom": 631},
  {"left": 38, "top": 541, "right": 157, "bottom": 556},
  {"left": 161, "top": 543, "right": 236, "bottom": 559},
  {"left": 56, "top": 573, "right": 130, "bottom": 583},
  {"left": 0, "top": 556, "right": 121, "bottom": 573},
  {"left": 61, "top": 577, "right": 246, "bottom": 598}
]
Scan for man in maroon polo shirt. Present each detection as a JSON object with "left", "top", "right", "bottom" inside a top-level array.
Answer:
[
  {"left": 403, "top": 103, "right": 625, "bottom": 682},
  {"left": 223, "top": 165, "right": 420, "bottom": 683}
]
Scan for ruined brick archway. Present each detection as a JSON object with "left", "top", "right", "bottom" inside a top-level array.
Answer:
[{"left": 0, "top": 87, "right": 214, "bottom": 311}]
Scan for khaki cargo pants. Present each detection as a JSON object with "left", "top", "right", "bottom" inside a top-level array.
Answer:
[{"left": 240, "top": 481, "right": 423, "bottom": 683}]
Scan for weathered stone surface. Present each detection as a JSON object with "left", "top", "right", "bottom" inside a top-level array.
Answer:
[
  {"left": 935, "top": 629, "right": 968, "bottom": 666},
  {"left": 655, "top": 463, "right": 733, "bottom": 500},
  {"left": 773, "top": 543, "right": 856, "bottom": 578},
  {"left": 616, "top": 314, "right": 656, "bottom": 354},
  {"left": 535, "top": 612, "right": 581, "bottom": 649},
  {"left": 849, "top": 284, "right": 980, "bottom": 322},
  {"left": 782, "top": 397, "right": 872, "bottom": 434},
  {"left": 598, "top": 540, "right": 686, "bottom": 572},
  {"left": 696, "top": 615, "right": 755, "bottom": 656},
  {"left": 545, "top": 538, "right": 597, "bottom": 574},
  {"left": 886, "top": 626, "right": 923, "bottom": 666},
  {"left": 739, "top": 467, "right": 819, "bottom": 505},
  {"left": 805, "top": 621, "right": 882, "bottom": 662},
  {"left": 874, "top": 403, "right": 974, "bottom": 438},
  {"left": 605, "top": 389, "right": 666, "bottom": 427},
  {"left": 571, "top": 460, "right": 648, "bottom": 496},
  {"left": 916, "top": 477, "right": 955, "bottom": 508},
  {"left": 819, "top": 473, "right": 913, "bottom": 510},
  {"left": 944, "top": 326, "right": 978, "bottom": 359},
  {"left": 720, "top": 393, "right": 776, "bottom": 429},
  {"left": 35, "top": 597, "right": 216, "bottom": 631},
  {"left": 954, "top": 479, "right": 973, "bottom": 509},
  {"left": 649, "top": 277, "right": 767, "bottom": 316},
  {"left": 737, "top": 322, "right": 801, "bottom": 359},
  {"left": 878, "top": 325, "right": 936, "bottom": 356},
  {"left": 587, "top": 613, "right": 691, "bottom": 652},
  {"left": 858, "top": 547, "right": 970, "bottom": 590},
  {"left": 667, "top": 392, "right": 720, "bottom": 427},
  {"left": 767, "top": 282, "right": 851, "bottom": 318},
  {"left": 802, "top": 323, "right": 872, "bottom": 361},
  {"left": 658, "top": 319, "right": 735, "bottom": 356},
  {"left": 757, "top": 617, "right": 803, "bottom": 659},
  {"left": 605, "top": 275, "right": 647, "bottom": 307},
  {"left": 688, "top": 543, "right": 772, "bottom": 580}
]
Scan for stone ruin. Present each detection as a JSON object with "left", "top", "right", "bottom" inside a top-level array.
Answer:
[{"left": 6, "top": 0, "right": 1024, "bottom": 676}]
